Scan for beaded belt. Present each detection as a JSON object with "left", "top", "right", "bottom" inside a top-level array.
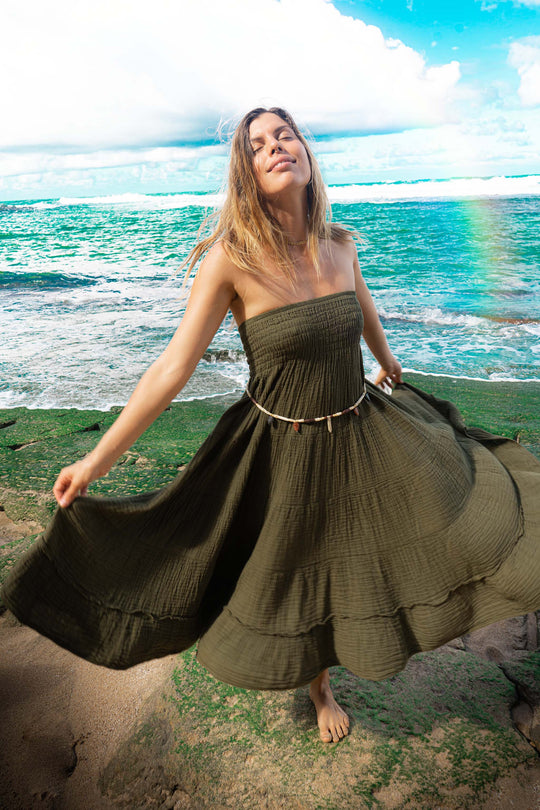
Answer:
[{"left": 245, "top": 383, "right": 369, "bottom": 433}]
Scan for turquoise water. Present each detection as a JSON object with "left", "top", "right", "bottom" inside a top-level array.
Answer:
[{"left": 1, "top": 188, "right": 539, "bottom": 409}]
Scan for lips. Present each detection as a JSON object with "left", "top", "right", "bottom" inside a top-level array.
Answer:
[{"left": 268, "top": 156, "right": 294, "bottom": 172}]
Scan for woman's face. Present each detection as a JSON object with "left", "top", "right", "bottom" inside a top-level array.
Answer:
[{"left": 248, "top": 112, "right": 311, "bottom": 201}]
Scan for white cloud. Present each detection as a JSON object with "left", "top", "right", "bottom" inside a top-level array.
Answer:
[
  {"left": 508, "top": 36, "right": 540, "bottom": 106},
  {"left": 0, "top": 144, "right": 225, "bottom": 180},
  {"left": 478, "top": 0, "right": 540, "bottom": 8},
  {"left": 0, "top": 0, "right": 461, "bottom": 152},
  {"left": 314, "top": 107, "right": 540, "bottom": 182},
  {"left": 0, "top": 143, "right": 228, "bottom": 199}
]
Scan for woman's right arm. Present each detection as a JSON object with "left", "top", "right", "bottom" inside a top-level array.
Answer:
[{"left": 54, "top": 245, "right": 237, "bottom": 507}]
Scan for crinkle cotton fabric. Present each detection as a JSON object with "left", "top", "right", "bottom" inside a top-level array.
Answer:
[{"left": 3, "top": 290, "right": 540, "bottom": 689}]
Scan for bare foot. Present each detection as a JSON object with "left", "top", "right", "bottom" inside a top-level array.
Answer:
[{"left": 309, "top": 669, "right": 350, "bottom": 743}]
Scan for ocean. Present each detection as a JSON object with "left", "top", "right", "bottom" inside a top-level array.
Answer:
[{"left": 1, "top": 176, "right": 539, "bottom": 410}]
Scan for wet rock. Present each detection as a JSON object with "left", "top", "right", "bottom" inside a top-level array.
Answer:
[
  {"left": 458, "top": 614, "right": 540, "bottom": 754},
  {"left": 460, "top": 613, "right": 539, "bottom": 663}
]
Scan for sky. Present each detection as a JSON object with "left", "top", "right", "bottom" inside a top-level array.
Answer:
[{"left": 1, "top": 0, "right": 539, "bottom": 200}]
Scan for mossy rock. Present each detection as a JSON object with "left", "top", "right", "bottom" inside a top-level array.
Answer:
[{"left": 100, "top": 646, "right": 540, "bottom": 809}]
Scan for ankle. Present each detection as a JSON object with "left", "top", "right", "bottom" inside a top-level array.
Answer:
[{"left": 309, "top": 670, "right": 331, "bottom": 697}]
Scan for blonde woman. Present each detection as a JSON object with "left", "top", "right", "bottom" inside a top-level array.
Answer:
[{"left": 3, "top": 107, "right": 540, "bottom": 745}]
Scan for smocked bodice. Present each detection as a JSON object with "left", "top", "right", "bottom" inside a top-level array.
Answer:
[{"left": 238, "top": 290, "right": 364, "bottom": 419}]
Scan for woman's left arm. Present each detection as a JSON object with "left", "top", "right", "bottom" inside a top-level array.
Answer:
[{"left": 352, "top": 248, "right": 403, "bottom": 388}]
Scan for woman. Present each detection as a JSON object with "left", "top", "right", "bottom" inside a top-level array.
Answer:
[{"left": 3, "top": 107, "right": 540, "bottom": 746}]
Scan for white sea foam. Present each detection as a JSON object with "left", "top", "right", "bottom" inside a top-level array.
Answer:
[
  {"left": 52, "top": 192, "right": 225, "bottom": 208},
  {"left": 398, "top": 367, "right": 540, "bottom": 383},
  {"left": 522, "top": 322, "right": 540, "bottom": 337},
  {"left": 378, "top": 306, "right": 486, "bottom": 328},
  {"left": 328, "top": 175, "right": 540, "bottom": 202},
  {"left": 2, "top": 367, "right": 535, "bottom": 412}
]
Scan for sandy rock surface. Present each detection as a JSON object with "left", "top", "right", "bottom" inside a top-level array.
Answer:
[{"left": 0, "top": 612, "right": 177, "bottom": 810}]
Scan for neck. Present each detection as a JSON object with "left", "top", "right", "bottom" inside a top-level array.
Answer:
[{"left": 266, "top": 190, "right": 309, "bottom": 245}]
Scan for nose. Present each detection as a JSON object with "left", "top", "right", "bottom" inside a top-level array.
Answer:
[{"left": 270, "top": 140, "right": 282, "bottom": 154}]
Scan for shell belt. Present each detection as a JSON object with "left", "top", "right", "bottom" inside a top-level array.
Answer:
[{"left": 245, "top": 383, "right": 369, "bottom": 433}]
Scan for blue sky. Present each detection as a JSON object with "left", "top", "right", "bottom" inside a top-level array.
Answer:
[
  {"left": 334, "top": 0, "right": 536, "bottom": 93},
  {"left": 0, "top": 0, "right": 539, "bottom": 200}
]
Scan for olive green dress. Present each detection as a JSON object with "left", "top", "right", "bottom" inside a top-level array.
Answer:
[{"left": 2, "top": 290, "right": 540, "bottom": 689}]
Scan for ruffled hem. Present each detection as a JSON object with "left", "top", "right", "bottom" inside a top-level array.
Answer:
[
  {"left": 197, "top": 549, "right": 540, "bottom": 690},
  {"left": 3, "top": 467, "right": 539, "bottom": 688}
]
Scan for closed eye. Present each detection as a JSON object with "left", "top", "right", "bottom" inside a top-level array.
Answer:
[{"left": 250, "top": 127, "right": 295, "bottom": 154}]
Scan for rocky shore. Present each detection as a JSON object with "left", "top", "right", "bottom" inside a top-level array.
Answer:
[{"left": 1, "top": 374, "right": 539, "bottom": 809}]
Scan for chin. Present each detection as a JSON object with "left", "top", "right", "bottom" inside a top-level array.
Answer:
[{"left": 267, "top": 176, "right": 307, "bottom": 196}]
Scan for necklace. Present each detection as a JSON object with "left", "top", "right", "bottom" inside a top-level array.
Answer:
[{"left": 287, "top": 238, "right": 307, "bottom": 247}]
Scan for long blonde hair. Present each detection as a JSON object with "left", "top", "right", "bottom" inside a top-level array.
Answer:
[{"left": 177, "top": 106, "right": 352, "bottom": 293}]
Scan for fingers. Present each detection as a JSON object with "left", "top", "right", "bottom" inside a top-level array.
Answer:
[
  {"left": 374, "top": 368, "right": 388, "bottom": 387},
  {"left": 52, "top": 470, "right": 71, "bottom": 505},
  {"left": 64, "top": 487, "right": 78, "bottom": 507},
  {"left": 53, "top": 467, "right": 90, "bottom": 507},
  {"left": 374, "top": 366, "right": 402, "bottom": 390},
  {"left": 374, "top": 373, "right": 394, "bottom": 393},
  {"left": 58, "top": 485, "right": 84, "bottom": 508},
  {"left": 55, "top": 480, "right": 77, "bottom": 508}
]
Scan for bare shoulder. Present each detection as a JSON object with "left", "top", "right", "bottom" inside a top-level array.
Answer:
[
  {"left": 324, "top": 231, "right": 356, "bottom": 258},
  {"left": 187, "top": 241, "right": 237, "bottom": 301},
  {"left": 318, "top": 232, "right": 357, "bottom": 286},
  {"left": 335, "top": 232, "right": 363, "bottom": 275},
  {"left": 197, "top": 241, "right": 236, "bottom": 279},
  {"left": 340, "top": 231, "right": 357, "bottom": 255}
]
